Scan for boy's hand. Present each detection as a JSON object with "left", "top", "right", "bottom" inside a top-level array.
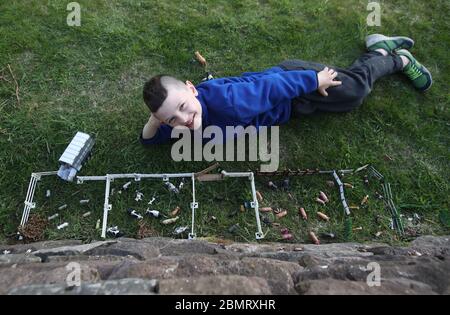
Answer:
[
  {"left": 142, "top": 114, "right": 162, "bottom": 139},
  {"left": 317, "top": 67, "right": 342, "bottom": 96},
  {"left": 149, "top": 114, "right": 163, "bottom": 126}
]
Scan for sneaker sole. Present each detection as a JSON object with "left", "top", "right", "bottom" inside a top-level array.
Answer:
[
  {"left": 366, "top": 34, "right": 415, "bottom": 50},
  {"left": 415, "top": 63, "right": 433, "bottom": 91},
  {"left": 421, "top": 65, "right": 433, "bottom": 91}
]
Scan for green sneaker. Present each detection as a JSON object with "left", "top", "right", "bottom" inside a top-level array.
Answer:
[
  {"left": 396, "top": 49, "right": 432, "bottom": 91},
  {"left": 366, "top": 34, "right": 414, "bottom": 53}
]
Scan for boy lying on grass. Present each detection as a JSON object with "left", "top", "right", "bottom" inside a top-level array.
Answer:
[{"left": 141, "top": 34, "right": 432, "bottom": 145}]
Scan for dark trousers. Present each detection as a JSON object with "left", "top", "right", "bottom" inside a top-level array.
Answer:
[{"left": 278, "top": 51, "right": 404, "bottom": 116}]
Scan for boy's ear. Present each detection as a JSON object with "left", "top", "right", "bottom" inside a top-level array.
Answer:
[{"left": 185, "top": 80, "right": 198, "bottom": 96}]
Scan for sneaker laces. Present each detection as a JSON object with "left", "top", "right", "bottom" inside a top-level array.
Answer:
[{"left": 404, "top": 63, "right": 422, "bottom": 80}]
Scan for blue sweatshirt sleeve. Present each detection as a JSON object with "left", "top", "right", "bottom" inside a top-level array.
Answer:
[
  {"left": 202, "top": 70, "right": 318, "bottom": 122},
  {"left": 204, "top": 66, "right": 285, "bottom": 85},
  {"left": 241, "top": 66, "right": 285, "bottom": 77},
  {"left": 140, "top": 124, "right": 173, "bottom": 145}
]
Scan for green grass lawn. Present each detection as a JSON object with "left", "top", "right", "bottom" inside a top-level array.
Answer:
[{"left": 0, "top": 0, "right": 448, "bottom": 244}]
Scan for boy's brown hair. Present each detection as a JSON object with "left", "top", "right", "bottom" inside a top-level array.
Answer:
[{"left": 143, "top": 75, "right": 186, "bottom": 112}]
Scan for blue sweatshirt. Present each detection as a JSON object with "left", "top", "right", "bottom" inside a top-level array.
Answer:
[{"left": 140, "top": 66, "right": 318, "bottom": 145}]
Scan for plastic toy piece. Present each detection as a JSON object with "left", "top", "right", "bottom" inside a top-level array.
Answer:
[
  {"left": 194, "top": 51, "right": 207, "bottom": 66},
  {"left": 315, "top": 197, "right": 326, "bottom": 205},
  {"left": 170, "top": 206, "right": 181, "bottom": 217},
  {"left": 146, "top": 209, "right": 160, "bottom": 218},
  {"left": 162, "top": 216, "right": 179, "bottom": 225},
  {"left": 173, "top": 226, "right": 189, "bottom": 235},
  {"left": 382, "top": 182, "right": 404, "bottom": 235},
  {"left": 201, "top": 72, "right": 215, "bottom": 82},
  {"left": 332, "top": 171, "right": 351, "bottom": 216},
  {"left": 317, "top": 211, "right": 330, "bottom": 221},
  {"left": 319, "top": 191, "right": 329, "bottom": 203},
  {"left": 309, "top": 231, "right": 320, "bottom": 245},
  {"left": 254, "top": 168, "right": 354, "bottom": 177},
  {"left": 321, "top": 232, "right": 336, "bottom": 239},
  {"left": 361, "top": 195, "right": 369, "bottom": 206},
  {"left": 243, "top": 201, "right": 253, "bottom": 209},
  {"left": 57, "top": 132, "right": 94, "bottom": 182},
  {"left": 107, "top": 226, "right": 123, "bottom": 238},
  {"left": 256, "top": 191, "right": 263, "bottom": 202},
  {"left": 147, "top": 194, "right": 156, "bottom": 205},
  {"left": 127, "top": 208, "right": 143, "bottom": 220},
  {"left": 135, "top": 191, "right": 144, "bottom": 202},
  {"left": 267, "top": 181, "right": 278, "bottom": 190},
  {"left": 57, "top": 222, "right": 69, "bottom": 230},
  {"left": 165, "top": 181, "right": 179, "bottom": 194},
  {"left": 355, "top": 164, "right": 369, "bottom": 173},
  {"left": 275, "top": 209, "right": 288, "bottom": 219},
  {"left": 48, "top": 213, "right": 59, "bottom": 221},
  {"left": 368, "top": 165, "right": 384, "bottom": 181},
  {"left": 363, "top": 175, "right": 369, "bottom": 185},
  {"left": 299, "top": 207, "right": 308, "bottom": 220}
]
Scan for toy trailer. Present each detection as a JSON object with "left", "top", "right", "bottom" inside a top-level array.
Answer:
[{"left": 57, "top": 131, "right": 94, "bottom": 181}]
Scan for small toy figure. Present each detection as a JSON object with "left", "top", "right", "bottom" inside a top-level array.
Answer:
[
  {"left": 57, "top": 222, "right": 69, "bottom": 230},
  {"left": 107, "top": 226, "right": 124, "bottom": 237},
  {"left": 135, "top": 191, "right": 144, "bottom": 202},
  {"left": 173, "top": 226, "right": 189, "bottom": 235},
  {"left": 165, "top": 181, "right": 179, "bottom": 194},
  {"left": 127, "top": 208, "right": 143, "bottom": 220},
  {"left": 267, "top": 181, "right": 278, "bottom": 190},
  {"left": 48, "top": 213, "right": 59, "bottom": 221},
  {"left": 146, "top": 209, "right": 161, "bottom": 218},
  {"left": 162, "top": 216, "right": 179, "bottom": 225},
  {"left": 299, "top": 207, "right": 308, "bottom": 220}
]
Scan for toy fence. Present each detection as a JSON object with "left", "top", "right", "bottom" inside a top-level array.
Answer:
[
  {"left": 19, "top": 170, "right": 265, "bottom": 240},
  {"left": 19, "top": 165, "right": 404, "bottom": 240}
]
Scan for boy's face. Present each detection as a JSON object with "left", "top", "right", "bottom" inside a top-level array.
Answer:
[{"left": 153, "top": 81, "right": 202, "bottom": 130}]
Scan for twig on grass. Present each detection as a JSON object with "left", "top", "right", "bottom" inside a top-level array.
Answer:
[{"left": 7, "top": 64, "right": 20, "bottom": 106}]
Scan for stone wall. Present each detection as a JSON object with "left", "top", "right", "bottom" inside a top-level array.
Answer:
[{"left": 0, "top": 236, "right": 449, "bottom": 294}]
